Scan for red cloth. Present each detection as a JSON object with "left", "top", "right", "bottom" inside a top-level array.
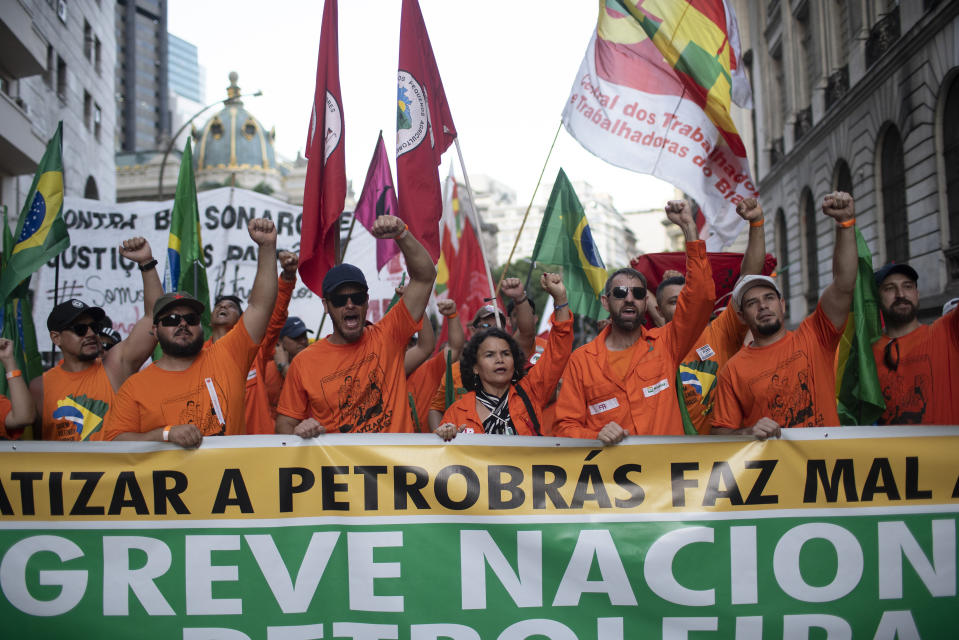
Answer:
[
  {"left": 631, "top": 251, "right": 777, "bottom": 314},
  {"left": 438, "top": 218, "right": 490, "bottom": 347},
  {"left": 396, "top": 0, "right": 457, "bottom": 262},
  {"left": 353, "top": 132, "right": 400, "bottom": 271},
  {"left": 299, "top": 0, "right": 346, "bottom": 295}
]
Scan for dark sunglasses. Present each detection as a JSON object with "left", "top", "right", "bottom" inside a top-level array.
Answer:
[
  {"left": 66, "top": 322, "right": 100, "bottom": 337},
  {"left": 609, "top": 286, "right": 647, "bottom": 300},
  {"left": 327, "top": 291, "right": 369, "bottom": 307},
  {"left": 158, "top": 312, "right": 201, "bottom": 327}
]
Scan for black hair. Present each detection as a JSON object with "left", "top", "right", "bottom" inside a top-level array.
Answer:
[
  {"left": 214, "top": 294, "right": 244, "bottom": 312},
  {"left": 459, "top": 327, "right": 527, "bottom": 392},
  {"left": 656, "top": 275, "right": 686, "bottom": 307},
  {"left": 604, "top": 267, "right": 647, "bottom": 295}
]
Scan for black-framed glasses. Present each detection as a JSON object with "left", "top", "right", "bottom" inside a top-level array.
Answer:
[
  {"left": 327, "top": 291, "right": 369, "bottom": 308},
  {"left": 609, "top": 286, "right": 647, "bottom": 300},
  {"left": 159, "top": 312, "right": 201, "bottom": 327},
  {"left": 884, "top": 338, "right": 899, "bottom": 372},
  {"left": 66, "top": 322, "right": 100, "bottom": 337}
]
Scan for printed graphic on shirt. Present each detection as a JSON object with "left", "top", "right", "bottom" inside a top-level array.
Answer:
[
  {"left": 323, "top": 354, "right": 393, "bottom": 433},
  {"left": 747, "top": 352, "right": 824, "bottom": 428},
  {"left": 879, "top": 354, "right": 932, "bottom": 425},
  {"left": 52, "top": 394, "right": 108, "bottom": 440},
  {"left": 165, "top": 382, "right": 229, "bottom": 436},
  {"left": 679, "top": 359, "right": 719, "bottom": 407}
]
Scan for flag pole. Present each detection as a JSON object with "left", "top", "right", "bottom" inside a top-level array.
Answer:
[
  {"left": 339, "top": 212, "right": 358, "bottom": 263},
  {"left": 453, "top": 137, "right": 501, "bottom": 328},
  {"left": 498, "top": 120, "right": 562, "bottom": 294}
]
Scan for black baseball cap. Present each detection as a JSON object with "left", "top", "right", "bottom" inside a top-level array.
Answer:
[
  {"left": 280, "top": 316, "right": 313, "bottom": 339},
  {"left": 153, "top": 292, "right": 205, "bottom": 323},
  {"left": 874, "top": 263, "right": 919, "bottom": 287},
  {"left": 47, "top": 299, "right": 106, "bottom": 331},
  {"left": 322, "top": 263, "right": 368, "bottom": 296}
]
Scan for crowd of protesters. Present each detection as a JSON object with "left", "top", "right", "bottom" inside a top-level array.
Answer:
[{"left": 1, "top": 195, "right": 957, "bottom": 447}]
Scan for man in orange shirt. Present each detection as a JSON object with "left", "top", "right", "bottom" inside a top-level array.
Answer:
[
  {"left": 33, "top": 236, "right": 163, "bottom": 441},
  {"left": 276, "top": 214, "right": 436, "bottom": 437},
  {"left": 656, "top": 198, "right": 767, "bottom": 434},
  {"left": 711, "top": 192, "right": 858, "bottom": 439},
  {"left": 554, "top": 200, "right": 715, "bottom": 444},
  {"left": 871, "top": 263, "right": 959, "bottom": 425},
  {"left": 0, "top": 338, "right": 35, "bottom": 439},
  {"left": 103, "top": 218, "right": 278, "bottom": 447}
]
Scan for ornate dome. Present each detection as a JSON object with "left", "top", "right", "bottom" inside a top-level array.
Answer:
[{"left": 194, "top": 72, "right": 277, "bottom": 174}]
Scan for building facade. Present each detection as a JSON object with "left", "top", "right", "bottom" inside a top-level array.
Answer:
[
  {"left": 0, "top": 0, "right": 117, "bottom": 214},
  {"left": 744, "top": 0, "right": 959, "bottom": 323},
  {"left": 116, "top": 0, "right": 167, "bottom": 153}
]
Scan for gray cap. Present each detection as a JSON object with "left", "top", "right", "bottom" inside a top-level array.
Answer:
[{"left": 732, "top": 275, "right": 783, "bottom": 309}]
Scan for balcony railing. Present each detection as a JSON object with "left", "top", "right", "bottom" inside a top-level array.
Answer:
[
  {"left": 793, "top": 106, "right": 813, "bottom": 142},
  {"left": 769, "top": 137, "right": 785, "bottom": 166},
  {"left": 866, "top": 6, "right": 900, "bottom": 68},
  {"left": 825, "top": 65, "right": 849, "bottom": 110}
]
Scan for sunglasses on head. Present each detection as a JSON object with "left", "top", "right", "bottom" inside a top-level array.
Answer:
[
  {"left": 158, "top": 312, "right": 201, "bottom": 327},
  {"left": 66, "top": 322, "right": 100, "bottom": 337},
  {"left": 327, "top": 291, "right": 369, "bottom": 308},
  {"left": 609, "top": 286, "right": 647, "bottom": 300}
]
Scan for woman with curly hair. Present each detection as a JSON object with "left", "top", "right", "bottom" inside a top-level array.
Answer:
[{"left": 434, "top": 273, "right": 573, "bottom": 439}]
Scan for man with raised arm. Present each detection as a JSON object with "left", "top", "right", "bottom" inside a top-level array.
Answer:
[
  {"left": 711, "top": 192, "right": 858, "bottom": 439},
  {"left": 655, "top": 198, "right": 767, "bottom": 433},
  {"left": 276, "top": 215, "right": 437, "bottom": 437},
  {"left": 33, "top": 236, "right": 163, "bottom": 441},
  {"left": 103, "top": 219, "right": 278, "bottom": 447},
  {"left": 554, "top": 200, "right": 715, "bottom": 444}
]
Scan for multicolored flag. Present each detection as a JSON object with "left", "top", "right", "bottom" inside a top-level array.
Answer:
[
  {"left": 163, "top": 138, "right": 211, "bottom": 337},
  {"left": 353, "top": 132, "right": 400, "bottom": 271},
  {"left": 530, "top": 169, "right": 607, "bottom": 320},
  {"left": 0, "top": 121, "right": 69, "bottom": 305},
  {"left": 562, "top": 0, "right": 756, "bottom": 249},
  {"left": 835, "top": 228, "right": 885, "bottom": 425},
  {"left": 396, "top": 0, "right": 457, "bottom": 262},
  {"left": 300, "top": 0, "right": 346, "bottom": 295}
]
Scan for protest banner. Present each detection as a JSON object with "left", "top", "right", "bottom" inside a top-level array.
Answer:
[
  {"left": 31, "top": 188, "right": 404, "bottom": 341},
  {"left": 0, "top": 427, "right": 955, "bottom": 637}
]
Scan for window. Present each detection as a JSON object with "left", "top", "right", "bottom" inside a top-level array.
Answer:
[
  {"left": 802, "top": 187, "right": 819, "bottom": 313},
  {"left": 94, "top": 37, "right": 102, "bottom": 74},
  {"left": 83, "top": 90, "right": 92, "bottom": 129},
  {"left": 94, "top": 102, "right": 102, "bottom": 141},
  {"left": 833, "top": 159, "right": 853, "bottom": 195},
  {"left": 943, "top": 76, "right": 959, "bottom": 248},
  {"left": 56, "top": 56, "right": 67, "bottom": 102},
  {"left": 775, "top": 208, "right": 792, "bottom": 307},
  {"left": 84, "top": 21, "right": 93, "bottom": 61},
  {"left": 879, "top": 125, "right": 909, "bottom": 263},
  {"left": 45, "top": 45, "right": 55, "bottom": 87},
  {"left": 84, "top": 176, "right": 98, "bottom": 200}
]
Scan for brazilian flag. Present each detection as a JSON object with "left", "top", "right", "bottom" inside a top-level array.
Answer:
[
  {"left": 0, "top": 121, "right": 69, "bottom": 305},
  {"left": 530, "top": 169, "right": 607, "bottom": 320}
]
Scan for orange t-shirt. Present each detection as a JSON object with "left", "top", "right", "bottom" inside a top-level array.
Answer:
[
  {"left": 41, "top": 360, "right": 114, "bottom": 441},
  {"left": 554, "top": 240, "right": 715, "bottom": 438},
  {"left": 0, "top": 394, "right": 11, "bottom": 439},
  {"left": 711, "top": 303, "right": 844, "bottom": 430},
  {"left": 245, "top": 276, "right": 294, "bottom": 434},
  {"left": 678, "top": 304, "right": 749, "bottom": 434},
  {"left": 872, "top": 308, "right": 959, "bottom": 425},
  {"left": 408, "top": 351, "right": 447, "bottom": 432},
  {"left": 264, "top": 360, "right": 283, "bottom": 410},
  {"left": 277, "top": 300, "right": 421, "bottom": 433},
  {"left": 440, "top": 314, "right": 574, "bottom": 435},
  {"left": 103, "top": 321, "right": 259, "bottom": 438}
]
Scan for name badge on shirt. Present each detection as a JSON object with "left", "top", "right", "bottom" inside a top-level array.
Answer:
[
  {"left": 696, "top": 344, "right": 715, "bottom": 360},
  {"left": 643, "top": 379, "right": 670, "bottom": 397},
  {"left": 247, "top": 369, "right": 257, "bottom": 381},
  {"left": 589, "top": 397, "right": 620, "bottom": 415}
]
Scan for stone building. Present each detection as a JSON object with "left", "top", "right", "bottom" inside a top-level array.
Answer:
[
  {"left": 741, "top": 0, "right": 959, "bottom": 323},
  {"left": 1, "top": 0, "right": 117, "bottom": 212}
]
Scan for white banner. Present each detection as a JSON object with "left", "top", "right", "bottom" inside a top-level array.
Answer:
[
  {"left": 33, "top": 188, "right": 406, "bottom": 345},
  {"left": 562, "top": 34, "right": 759, "bottom": 249}
]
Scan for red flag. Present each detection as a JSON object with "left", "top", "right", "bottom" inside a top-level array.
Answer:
[
  {"left": 396, "top": 0, "right": 457, "bottom": 262},
  {"left": 299, "top": 0, "right": 346, "bottom": 295},
  {"left": 353, "top": 132, "right": 400, "bottom": 271}
]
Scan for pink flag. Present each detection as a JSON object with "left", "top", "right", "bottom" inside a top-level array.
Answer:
[
  {"left": 299, "top": 0, "right": 346, "bottom": 295},
  {"left": 353, "top": 132, "right": 400, "bottom": 271},
  {"left": 396, "top": 0, "right": 457, "bottom": 262}
]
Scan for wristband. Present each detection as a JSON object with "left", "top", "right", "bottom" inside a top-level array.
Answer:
[
  {"left": 446, "top": 312, "right": 458, "bottom": 319},
  {"left": 162, "top": 425, "right": 171, "bottom": 442},
  {"left": 554, "top": 302, "right": 569, "bottom": 310},
  {"left": 5, "top": 369, "right": 22, "bottom": 380},
  {"left": 749, "top": 219, "right": 764, "bottom": 228},
  {"left": 138, "top": 258, "right": 158, "bottom": 272},
  {"left": 515, "top": 293, "right": 528, "bottom": 304},
  {"left": 837, "top": 218, "right": 856, "bottom": 228},
  {"left": 397, "top": 225, "right": 409, "bottom": 240}
]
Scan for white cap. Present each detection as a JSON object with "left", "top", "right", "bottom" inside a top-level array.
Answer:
[
  {"left": 943, "top": 297, "right": 959, "bottom": 317},
  {"left": 732, "top": 275, "right": 783, "bottom": 309}
]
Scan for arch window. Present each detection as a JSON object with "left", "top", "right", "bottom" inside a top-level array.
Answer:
[
  {"left": 802, "top": 187, "right": 819, "bottom": 313},
  {"left": 879, "top": 125, "right": 908, "bottom": 264},
  {"left": 943, "top": 75, "right": 959, "bottom": 248},
  {"left": 84, "top": 176, "right": 99, "bottom": 200},
  {"left": 775, "top": 208, "right": 792, "bottom": 307}
]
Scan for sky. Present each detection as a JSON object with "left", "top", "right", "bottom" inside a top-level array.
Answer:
[{"left": 167, "top": 0, "right": 674, "bottom": 214}]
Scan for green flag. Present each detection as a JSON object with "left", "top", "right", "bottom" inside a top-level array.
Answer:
[
  {"left": 836, "top": 228, "right": 885, "bottom": 425},
  {"left": 0, "top": 207, "right": 43, "bottom": 403},
  {"left": 163, "top": 139, "right": 211, "bottom": 337},
  {"left": 530, "top": 169, "right": 607, "bottom": 320},
  {"left": 0, "top": 122, "right": 69, "bottom": 305}
]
